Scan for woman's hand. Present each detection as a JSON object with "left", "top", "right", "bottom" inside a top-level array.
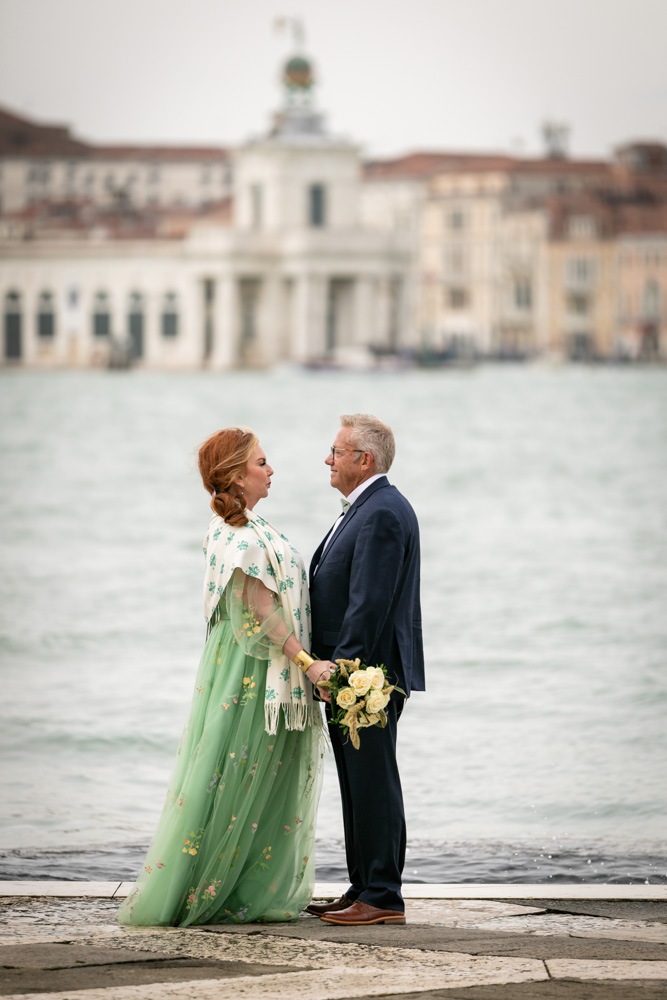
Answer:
[{"left": 306, "top": 660, "right": 335, "bottom": 702}]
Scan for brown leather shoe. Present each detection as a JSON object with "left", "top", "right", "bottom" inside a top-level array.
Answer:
[
  {"left": 320, "top": 900, "right": 406, "bottom": 925},
  {"left": 304, "top": 894, "right": 351, "bottom": 916}
]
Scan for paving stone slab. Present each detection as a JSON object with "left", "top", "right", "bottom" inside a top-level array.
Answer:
[
  {"left": 0, "top": 958, "right": 312, "bottom": 996},
  {"left": 405, "top": 900, "right": 546, "bottom": 923},
  {"left": 353, "top": 984, "right": 667, "bottom": 999},
  {"left": 469, "top": 912, "right": 667, "bottom": 943},
  {"left": 0, "top": 898, "right": 120, "bottom": 942},
  {"left": 202, "top": 918, "right": 667, "bottom": 961},
  {"left": 0, "top": 883, "right": 120, "bottom": 899},
  {"left": 509, "top": 899, "right": 667, "bottom": 923},
  {"left": 0, "top": 943, "right": 182, "bottom": 969},
  {"left": 547, "top": 958, "right": 667, "bottom": 980},
  {"left": 0, "top": 955, "right": 549, "bottom": 1000},
  {"left": 74, "top": 926, "right": 551, "bottom": 982}
]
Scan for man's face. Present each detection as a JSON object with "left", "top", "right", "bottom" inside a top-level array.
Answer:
[{"left": 325, "top": 427, "right": 367, "bottom": 496}]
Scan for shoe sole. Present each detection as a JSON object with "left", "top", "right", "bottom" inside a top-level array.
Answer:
[
  {"left": 305, "top": 908, "right": 346, "bottom": 916},
  {"left": 320, "top": 914, "right": 406, "bottom": 925}
]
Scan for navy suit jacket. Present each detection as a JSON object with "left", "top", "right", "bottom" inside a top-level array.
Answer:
[{"left": 309, "top": 477, "right": 424, "bottom": 696}]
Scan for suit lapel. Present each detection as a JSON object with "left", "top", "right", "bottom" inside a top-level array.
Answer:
[
  {"left": 309, "top": 536, "right": 328, "bottom": 579},
  {"left": 314, "top": 477, "right": 390, "bottom": 575}
]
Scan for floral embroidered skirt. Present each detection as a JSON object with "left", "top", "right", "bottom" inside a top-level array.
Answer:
[{"left": 117, "top": 616, "right": 323, "bottom": 926}]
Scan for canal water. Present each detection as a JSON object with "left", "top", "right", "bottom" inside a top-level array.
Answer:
[{"left": 1, "top": 364, "right": 665, "bottom": 883}]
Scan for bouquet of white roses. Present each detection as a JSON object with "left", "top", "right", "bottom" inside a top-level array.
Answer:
[{"left": 321, "top": 657, "right": 404, "bottom": 749}]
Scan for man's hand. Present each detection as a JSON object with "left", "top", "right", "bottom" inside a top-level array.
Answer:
[{"left": 306, "top": 660, "right": 335, "bottom": 702}]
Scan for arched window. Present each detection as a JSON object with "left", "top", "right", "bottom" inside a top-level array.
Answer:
[
  {"left": 37, "top": 290, "right": 55, "bottom": 338},
  {"left": 161, "top": 291, "right": 179, "bottom": 337},
  {"left": 93, "top": 291, "right": 111, "bottom": 337},
  {"left": 3, "top": 289, "right": 22, "bottom": 359},
  {"left": 127, "top": 291, "right": 144, "bottom": 358}
]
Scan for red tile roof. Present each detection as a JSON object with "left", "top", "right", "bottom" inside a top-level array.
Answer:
[
  {"left": 0, "top": 105, "right": 228, "bottom": 161},
  {"left": 363, "top": 150, "right": 611, "bottom": 181},
  {"left": 363, "top": 151, "right": 515, "bottom": 179},
  {"left": 536, "top": 187, "right": 667, "bottom": 238}
]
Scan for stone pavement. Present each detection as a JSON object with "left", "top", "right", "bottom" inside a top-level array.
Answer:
[{"left": 0, "top": 882, "right": 666, "bottom": 999}]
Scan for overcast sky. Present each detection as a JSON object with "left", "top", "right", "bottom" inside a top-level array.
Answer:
[{"left": 1, "top": 0, "right": 665, "bottom": 159}]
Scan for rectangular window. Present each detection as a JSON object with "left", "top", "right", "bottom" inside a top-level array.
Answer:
[
  {"left": 162, "top": 313, "right": 178, "bottom": 337},
  {"left": 162, "top": 294, "right": 179, "bottom": 337},
  {"left": 514, "top": 281, "right": 532, "bottom": 309},
  {"left": 38, "top": 313, "right": 54, "bottom": 338},
  {"left": 449, "top": 209, "right": 465, "bottom": 230},
  {"left": 566, "top": 257, "right": 596, "bottom": 284},
  {"left": 93, "top": 312, "right": 110, "bottom": 337},
  {"left": 568, "top": 215, "right": 597, "bottom": 239},
  {"left": 449, "top": 288, "right": 469, "bottom": 309},
  {"left": 309, "top": 184, "right": 326, "bottom": 227},
  {"left": 568, "top": 293, "right": 590, "bottom": 315}
]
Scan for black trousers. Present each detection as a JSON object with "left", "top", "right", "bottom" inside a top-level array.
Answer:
[{"left": 327, "top": 694, "right": 406, "bottom": 912}]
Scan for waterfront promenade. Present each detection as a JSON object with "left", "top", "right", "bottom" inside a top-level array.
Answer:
[{"left": 1, "top": 882, "right": 666, "bottom": 998}]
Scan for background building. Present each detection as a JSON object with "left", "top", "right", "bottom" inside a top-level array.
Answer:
[
  {"left": 2, "top": 55, "right": 666, "bottom": 368},
  {"left": 0, "top": 44, "right": 412, "bottom": 369}
]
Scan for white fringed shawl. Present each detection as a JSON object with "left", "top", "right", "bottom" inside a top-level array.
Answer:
[{"left": 203, "top": 510, "right": 317, "bottom": 734}]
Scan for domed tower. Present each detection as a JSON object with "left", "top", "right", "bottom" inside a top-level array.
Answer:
[
  {"left": 219, "top": 19, "right": 411, "bottom": 368},
  {"left": 283, "top": 53, "right": 315, "bottom": 101},
  {"left": 235, "top": 19, "right": 360, "bottom": 231},
  {"left": 271, "top": 19, "right": 325, "bottom": 138}
]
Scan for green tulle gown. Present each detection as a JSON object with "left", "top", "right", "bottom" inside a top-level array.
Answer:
[{"left": 117, "top": 590, "right": 323, "bottom": 927}]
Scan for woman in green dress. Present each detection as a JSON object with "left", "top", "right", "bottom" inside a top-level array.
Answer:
[{"left": 118, "top": 427, "right": 334, "bottom": 927}]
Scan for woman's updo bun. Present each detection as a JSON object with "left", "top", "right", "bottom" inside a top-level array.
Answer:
[{"left": 198, "top": 427, "right": 259, "bottom": 526}]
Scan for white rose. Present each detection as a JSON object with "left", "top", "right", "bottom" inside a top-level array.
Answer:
[
  {"left": 367, "top": 667, "right": 386, "bottom": 690},
  {"left": 348, "top": 670, "right": 372, "bottom": 696},
  {"left": 336, "top": 687, "right": 357, "bottom": 709},
  {"left": 366, "top": 689, "right": 390, "bottom": 713}
]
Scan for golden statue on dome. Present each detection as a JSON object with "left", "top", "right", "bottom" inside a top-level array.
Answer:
[{"left": 274, "top": 16, "right": 315, "bottom": 105}]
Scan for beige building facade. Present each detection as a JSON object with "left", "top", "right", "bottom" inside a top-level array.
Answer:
[
  {"left": 2, "top": 78, "right": 666, "bottom": 367},
  {"left": 616, "top": 232, "right": 667, "bottom": 359},
  {"left": 0, "top": 56, "right": 412, "bottom": 369},
  {"left": 0, "top": 106, "right": 231, "bottom": 215}
]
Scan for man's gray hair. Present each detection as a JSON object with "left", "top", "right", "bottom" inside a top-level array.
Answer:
[{"left": 340, "top": 414, "right": 395, "bottom": 473}]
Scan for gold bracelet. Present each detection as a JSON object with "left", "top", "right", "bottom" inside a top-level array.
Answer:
[{"left": 293, "top": 649, "right": 315, "bottom": 673}]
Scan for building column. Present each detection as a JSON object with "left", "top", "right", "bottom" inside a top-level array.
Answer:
[
  {"left": 292, "top": 274, "right": 326, "bottom": 360},
  {"left": 142, "top": 288, "right": 160, "bottom": 367},
  {"left": 21, "top": 286, "right": 38, "bottom": 365},
  {"left": 256, "top": 274, "right": 281, "bottom": 366},
  {"left": 373, "top": 277, "right": 391, "bottom": 350},
  {"left": 208, "top": 275, "right": 237, "bottom": 369},
  {"left": 353, "top": 276, "right": 375, "bottom": 349}
]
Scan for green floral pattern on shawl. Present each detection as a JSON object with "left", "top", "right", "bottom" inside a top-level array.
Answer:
[{"left": 203, "top": 511, "right": 315, "bottom": 734}]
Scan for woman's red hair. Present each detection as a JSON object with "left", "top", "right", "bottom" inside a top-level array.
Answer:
[{"left": 198, "top": 427, "right": 258, "bottom": 526}]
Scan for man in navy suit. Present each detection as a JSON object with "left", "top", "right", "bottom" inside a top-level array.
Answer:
[{"left": 305, "top": 414, "right": 424, "bottom": 926}]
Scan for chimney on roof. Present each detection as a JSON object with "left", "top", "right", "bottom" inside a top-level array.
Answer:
[{"left": 542, "top": 121, "right": 570, "bottom": 160}]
